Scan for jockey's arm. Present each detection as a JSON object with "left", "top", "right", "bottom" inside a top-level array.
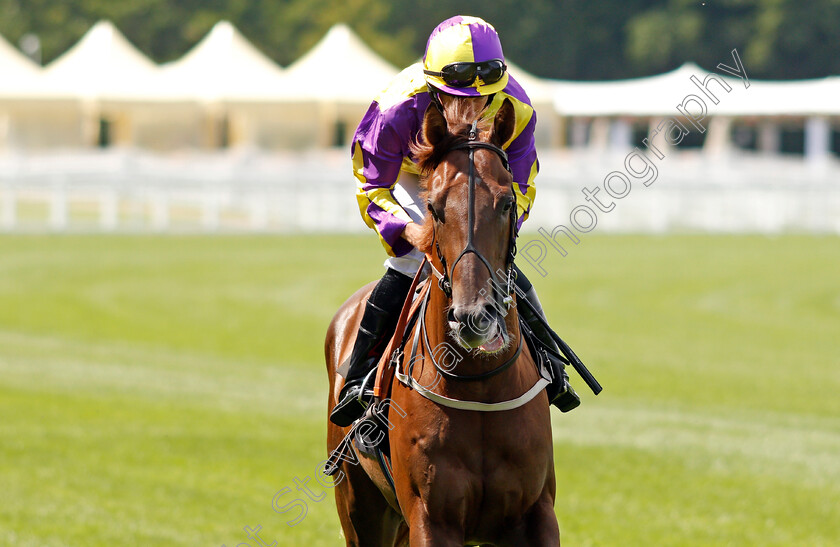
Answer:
[
  {"left": 505, "top": 108, "right": 538, "bottom": 231},
  {"left": 401, "top": 221, "right": 426, "bottom": 249},
  {"left": 393, "top": 172, "right": 426, "bottom": 249}
]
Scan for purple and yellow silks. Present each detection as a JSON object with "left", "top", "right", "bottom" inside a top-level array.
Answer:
[{"left": 353, "top": 57, "right": 538, "bottom": 256}]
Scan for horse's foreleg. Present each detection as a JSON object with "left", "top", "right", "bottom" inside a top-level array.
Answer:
[
  {"left": 407, "top": 524, "right": 464, "bottom": 547},
  {"left": 526, "top": 495, "right": 561, "bottom": 546},
  {"left": 333, "top": 454, "right": 403, "bottom": 546},
  {"left": 392, "top": 522, "right": 410, "bottom": 546},
  {"left": 497, "top": 493, "right": 560, "bottom": 547},
  {"left": 405, "top": 505, "right": 464, "bottom": 547}
]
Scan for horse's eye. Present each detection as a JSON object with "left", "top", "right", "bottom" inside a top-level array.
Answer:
[
  {"left": 427, "top": 201, "right": 440, "bottom": 221},
  {"left": 501, "top": 197, "right": 514, "bottom": 213}
]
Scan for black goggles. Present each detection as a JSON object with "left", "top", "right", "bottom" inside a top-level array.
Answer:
[{"left": 423, "top": 59, "right": 507, "bottom": 88}]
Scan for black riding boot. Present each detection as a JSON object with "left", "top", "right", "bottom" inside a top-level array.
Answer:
[
  {"left": 514, "top": 266, "right": 581, "bottom": 413},
  {"left": 330, "top": 268, "right": 413, "bottom": 427}
]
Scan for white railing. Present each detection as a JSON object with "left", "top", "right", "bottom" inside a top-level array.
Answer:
[{"left": 1, "top": 148, "right": 838, "bottom": 234}]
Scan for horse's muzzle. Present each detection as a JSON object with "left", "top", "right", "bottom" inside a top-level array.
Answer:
[{"left": 450, "top": 304, "right": 506, "bottom": 352}]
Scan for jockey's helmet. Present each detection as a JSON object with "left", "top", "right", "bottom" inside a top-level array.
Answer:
[{"left": 422, "top": 16, "right": 509, "bottom": 97}]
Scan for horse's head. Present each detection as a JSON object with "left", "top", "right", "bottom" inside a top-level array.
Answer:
[{"left": 413, "top": 98, "right": 518, "bottom": 353}]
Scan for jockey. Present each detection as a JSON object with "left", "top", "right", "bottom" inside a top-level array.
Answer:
[{"left": 330, "top": 15, "right": 579, "bottom": 427}]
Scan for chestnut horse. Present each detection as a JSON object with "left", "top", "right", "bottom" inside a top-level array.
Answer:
[{"left": 325, "top": 99, "right": 559, "bottom": 546}]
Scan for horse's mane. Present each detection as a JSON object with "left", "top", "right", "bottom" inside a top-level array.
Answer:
[{"left": 410, "top": 99, "right": 493, "bottom": 180}]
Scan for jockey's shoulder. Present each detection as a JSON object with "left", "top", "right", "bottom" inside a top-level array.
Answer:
[{"left": 375, "top": 63, "right": 428, "bottom": 112}]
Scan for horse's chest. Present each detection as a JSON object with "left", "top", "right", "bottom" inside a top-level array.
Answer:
[{"left": 396, "top": 416, "right": 553, "bottom": 514}]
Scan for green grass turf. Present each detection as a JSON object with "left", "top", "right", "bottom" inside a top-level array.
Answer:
[{"left": 0, "top": 234, "right": 838, "bottom": 546}]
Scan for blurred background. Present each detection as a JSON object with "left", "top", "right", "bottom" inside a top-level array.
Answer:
[
  {"left": 1, "top": 1, "right": 839, "bottom": 232},
  {"left": 0, "top": 1, "right": 838, "bottom": 546}
]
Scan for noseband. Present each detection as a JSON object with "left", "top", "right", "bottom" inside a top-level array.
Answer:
[{"left": 432, "top": 120, "right": 518, "bottom": 309}]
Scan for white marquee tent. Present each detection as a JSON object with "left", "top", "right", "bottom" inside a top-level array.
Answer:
[
  {"left": 41, "top": 21, "right": 201, "bottom": 149},
  {"left": 550, "top": 63, "right": 840, "bottom": 157},
  {"left": 0, "top": 33, "right": 81, "bottom": 149},
  {"left": 159, "top": 20, "right": 289, "bottom": 148},
  {"left": 43, "top": 20, "right": 160, "bottom": 102},
  {"left": 712, "top": 76, "right": 840, "bottom": 117},
  {"left": 0, "top": 33, "right": 42, "bottom": 96},
  {"left": 552, "top": 63, "right": 716, "bottom": 117},
  {"left": 281, "top": 23, "right": 399, "bottom": 102},
  {"left": 261, "top": 23, "right": 400, "bottom": 148},
  {"left": 505, "top": 61, "right": 561, "bottom": 147},
  {"left": 551, "top": 62, "right": 840, "bottom": 117},
  {"left": 0, "top": 20, "right": 837, "bottom": 155},
  {"left": 161, "top": 20, "right": 286, "bottom": 103}
]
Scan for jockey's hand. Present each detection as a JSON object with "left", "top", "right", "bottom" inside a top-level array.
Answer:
[{"left": 402, "top": 222, "right": 429, "bottom": 253}]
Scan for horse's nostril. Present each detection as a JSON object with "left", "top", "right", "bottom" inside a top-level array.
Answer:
[
  {"left": 483, "top": 303, "right": 497, "bottom": 321},
  {"left": 474, "top": 306, "right": 495, "bottom": 331},
  {"left": 447, "top": 308, "right": 456, "bottom": 323},
  {"left": 458, "top": 305, "right": 493, "bottom": 333},
  {"left": 453, "top": 309, "right": 470, "bottom": 326}
]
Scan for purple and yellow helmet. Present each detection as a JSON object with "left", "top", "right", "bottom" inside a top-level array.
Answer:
[{"left": 422, "top": 16, "right": 509, "bottom": 97}]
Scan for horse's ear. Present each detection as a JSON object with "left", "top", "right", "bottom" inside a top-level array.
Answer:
[
  {"left": 492, "top": 98, "right": 516, "bottom": 147},
  {"left": 422, "top": 103, "right": 448, "bottom": 147}
]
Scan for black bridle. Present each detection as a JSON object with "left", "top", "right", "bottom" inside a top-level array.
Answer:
[
  {"left": 432, "top": 120, "right": 519, "bottom": 311},
  {"left": 420, "top": 120, "right": 604, "bottom": 394}
]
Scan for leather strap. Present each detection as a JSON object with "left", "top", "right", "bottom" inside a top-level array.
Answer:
[
  {"left": 394, "top": 285, "right": 552, "bottom": 412},
  {"left": 374, "top": 257, "right": 429, "bottom": 398},
  {"left": 396, "top": 361, "right": 550, "bottom": 412}
]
